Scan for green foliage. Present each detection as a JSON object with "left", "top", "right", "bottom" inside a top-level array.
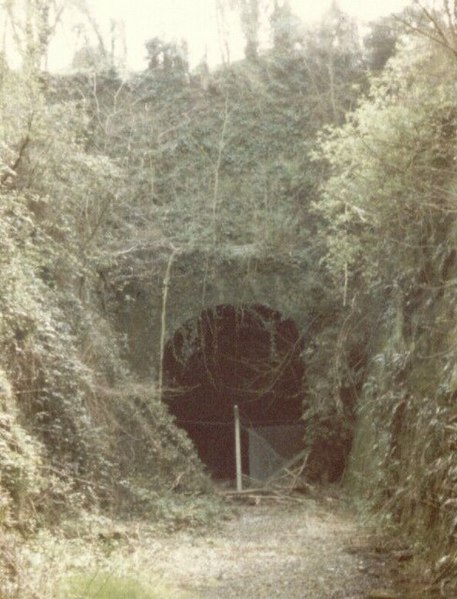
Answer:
[
  {"left": 0, "top": 31, "right": 210, "bottom": 528},
  {"left": 61, "top": 7, "right": 366, "bottom": 258},
  {"left": 59, "top": 572, "right": 184, "bottom": 599},
  {"left": 363, "top": 14, "right": 402, "bottom": 72},
  {"left": 313, "top": 40, "right": 457, "bottom": 301},
  {"left": 8, "top": 6, "right": 457, "bottom": 593},
  {"left": 315, "top": 30, "right": 457, "bottom": 584},
  {"left": 39, "top": 5, "right": 370, "bottom": 499},
  {"left": 0, "top": 3, "right": 374, "bottom": 595},
  {"left": 0, "top": 367, "right": 44, "bottom": 526},
  {"left": 102, "top": 384, "right": 210, "bottom": 513},
  {"left": 0, "top": 411, "right": 44, "bottom": 515}
]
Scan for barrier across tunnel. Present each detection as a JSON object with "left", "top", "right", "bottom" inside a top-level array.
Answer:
[{"left": 163, "top": 303, "right": 306, "bottom": 479}]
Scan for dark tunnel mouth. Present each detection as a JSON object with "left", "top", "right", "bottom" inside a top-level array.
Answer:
[{"left": 163, "top": 303, "right": 306, "bottom": 480}]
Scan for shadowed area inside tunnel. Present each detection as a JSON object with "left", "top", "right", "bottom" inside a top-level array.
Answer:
[{"left": 163, "top": 304, "right": 305, "bottom": 479}]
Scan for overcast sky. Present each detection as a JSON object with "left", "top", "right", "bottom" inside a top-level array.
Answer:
[{"left": 45, "top": 0, "right": 411, "bottom": 72}]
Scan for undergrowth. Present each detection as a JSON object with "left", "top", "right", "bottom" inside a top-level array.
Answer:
[
  {"left": 58, "top": 573, "right": 187, "bottom": 599},
  {"left": 347, "top": 281, "right": 457, "bottom": 596}
]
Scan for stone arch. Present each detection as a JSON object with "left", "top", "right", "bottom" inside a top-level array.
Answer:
[{"left": 114, "top": 247, "right": 312, "bottom": 377}]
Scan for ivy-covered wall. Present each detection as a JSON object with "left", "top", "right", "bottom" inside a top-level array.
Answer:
[{"left": 114, "top": 247, "right": 314, "bottom": 377}]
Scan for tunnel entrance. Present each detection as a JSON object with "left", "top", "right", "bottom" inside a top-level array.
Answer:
[{"left": 163, "top": 304, "right": 306, "bottom": 480}]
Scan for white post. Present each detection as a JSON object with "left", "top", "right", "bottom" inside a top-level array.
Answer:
[
  {"left": 158, "top": 247, "right": 179, "bottom": 403},
  {"left": 234, "top": 404, "right": 242, "bottom": 492}
]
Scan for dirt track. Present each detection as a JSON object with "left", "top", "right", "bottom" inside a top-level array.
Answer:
[
  {"left": 146, "top": 495, "right": 395, "bottom": 598},
  {"left": 14, "top": 490, "right": 416, "bottom": 599}
]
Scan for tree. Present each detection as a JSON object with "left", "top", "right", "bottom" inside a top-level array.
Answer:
[
  {"left": 363, "top": 14, "right": 402, "bottom": 72},
  {"left": 314, "top": 40, "right": 457, "bottom": 300},
  {"left": 2, "top": 0, "right": 66, "bottom": 69},
  {"left": 313, "top": 33, "right": 457, "bottom": 569},
  {"left": 145, "top": 37, "right": 189, "bottom": 76},
  {"left": 396, "top": 0, "right": 457, "bottom": 58},
  {"left": 270, "top": 0, "right": 303, "bottom": 52},
  {"left": 239, "top": 0, "right": 261, "bottom": 59}
]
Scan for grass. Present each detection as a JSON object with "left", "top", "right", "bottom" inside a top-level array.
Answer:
[
  {"left": 0, "top": 513, "right": 198, "bottom": 599},
  {"left": 57, "top": 572, "right": 187, "bottom": 599}
]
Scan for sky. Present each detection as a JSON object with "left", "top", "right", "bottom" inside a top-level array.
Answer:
[{"left": 44, "top": 0, "right": 410, "bottom": 72}]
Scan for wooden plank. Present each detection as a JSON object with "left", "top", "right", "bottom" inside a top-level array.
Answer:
[{"left": 265, "top": 447, "right": 310, "bottom": 484}]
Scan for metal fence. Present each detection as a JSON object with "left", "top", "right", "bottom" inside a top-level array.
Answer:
[{"left": 247, "top": 425, "right": 305, "bottom": 482}]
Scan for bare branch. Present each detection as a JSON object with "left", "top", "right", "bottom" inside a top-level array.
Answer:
[
  {"left": 395, "top": 15, "right": 457, "bottom": 58},
  {"left": 397, "top": 0, "right": 457, "bottom": 58},
  {"left": 416, "top": 0, "right": 455, "bottom": 47}
]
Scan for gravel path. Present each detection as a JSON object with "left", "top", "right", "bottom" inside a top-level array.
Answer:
[
  {"left": 146, "top": 495, "right": 390, "bottom": 598},
  {"left": 7, "top": 489, "right": 428, "bottom": 598}
]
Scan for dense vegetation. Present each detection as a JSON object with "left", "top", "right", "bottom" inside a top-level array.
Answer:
[
  {"left": 319, "top": 35, "right": 457, "bottom": 595},
  {"left": 1, "top": 0, "right": 457, "bottom": 596}
]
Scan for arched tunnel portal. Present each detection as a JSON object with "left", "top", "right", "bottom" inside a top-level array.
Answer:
[{"left": 163, "top": 303, "right": 306, "bottom": 480}]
